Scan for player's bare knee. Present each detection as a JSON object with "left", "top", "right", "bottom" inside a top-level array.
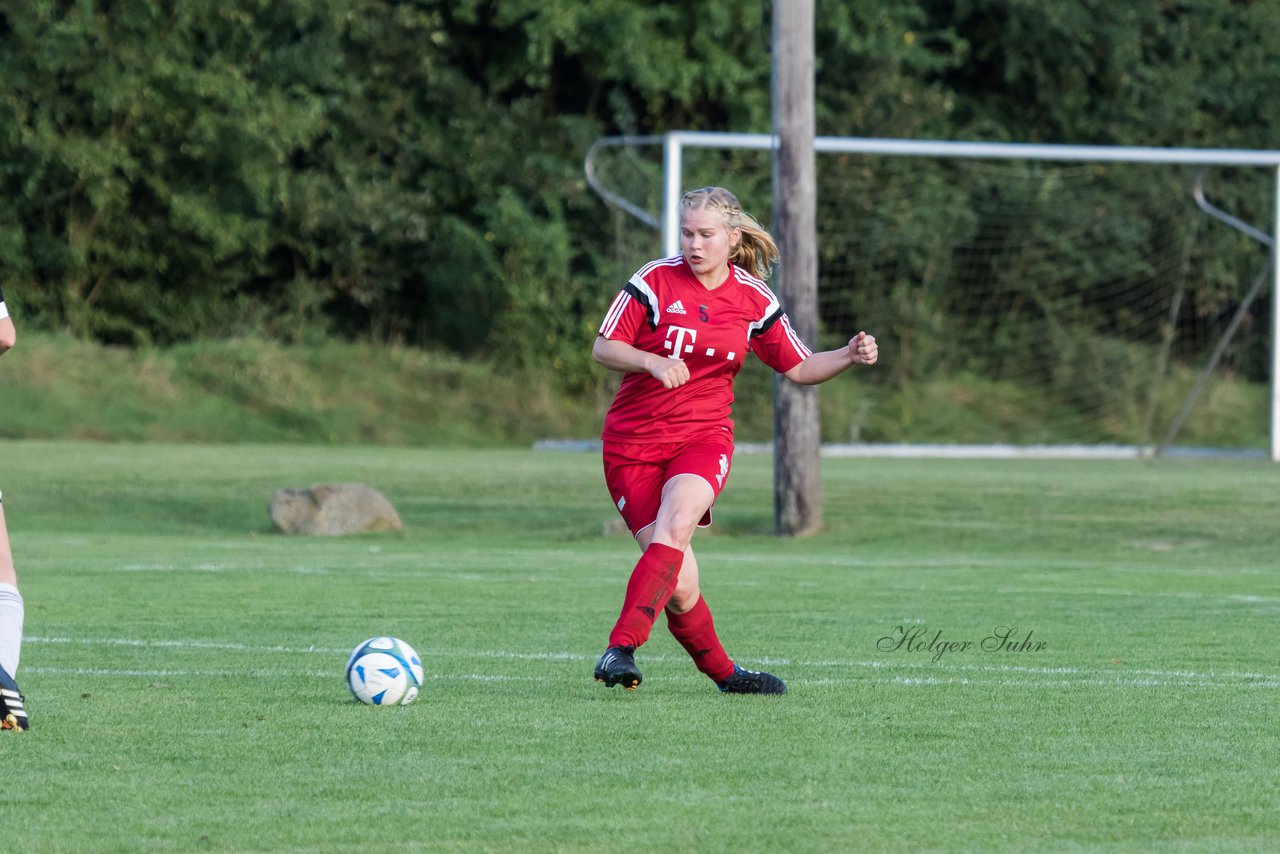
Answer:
[{"left": 653, "top": 516, "right": 697, "bottom": 551}]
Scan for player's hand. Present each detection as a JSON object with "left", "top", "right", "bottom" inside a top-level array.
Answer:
[
  {"left": 649, "top": 356, "right": 690, "bottom": 389},
  {"left": 849, "top": 331, "right": 878, "bottom": 366}
]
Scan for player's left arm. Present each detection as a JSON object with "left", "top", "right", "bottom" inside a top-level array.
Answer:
[{"left": 783, "top": 331, "right": 878, "bottom": 386}]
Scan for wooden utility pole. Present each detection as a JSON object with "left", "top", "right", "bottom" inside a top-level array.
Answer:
[{"left": 771, "top": 0, "right": 821, "bottom": 536}]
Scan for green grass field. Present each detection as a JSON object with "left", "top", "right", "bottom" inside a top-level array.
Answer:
[{"left": 2, "top": 440, "right": 1278, "bottom": 851}]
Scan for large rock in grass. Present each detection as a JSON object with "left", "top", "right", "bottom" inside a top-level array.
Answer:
[{"left": 270, "top": 484, "right": 403, "bottom": 536}]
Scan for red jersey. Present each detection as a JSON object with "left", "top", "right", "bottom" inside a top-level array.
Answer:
[{"left": 597, "top": 255, "right": 813, "bottom": 444}]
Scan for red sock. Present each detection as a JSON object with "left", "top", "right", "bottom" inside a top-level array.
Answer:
[
  {"left": 666, "top": 595, "right": 735, "bottom": 683},
  {"left": 608, "top": 543, "right": 684, "bottom": 650}
]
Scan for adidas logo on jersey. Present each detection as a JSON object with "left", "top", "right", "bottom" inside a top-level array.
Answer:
[{"left": 665, "top": 300, "right": 687, "bottom": 315}]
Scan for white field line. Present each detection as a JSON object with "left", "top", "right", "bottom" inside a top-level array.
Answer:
[
  {"left": 989, "top": 587, "right": 1280, "bottom": 602},
  {"left": 28, "top": 635, "right": 351, "bottom": 654},
  {"left": 103, "top": 562, "right": 1280, "bottom": 600},
  {"left": 23, "top": 635, "right": 1280, "bottom": 689},
  {"left": 25, "top": 666, "right": 545, "bottom": 682},
  {"left": 28, "top": 665, "right": 1280, "bottom": 689},
  {"left": 112, "top": 555, "right": 1275, "bottom": 577}
]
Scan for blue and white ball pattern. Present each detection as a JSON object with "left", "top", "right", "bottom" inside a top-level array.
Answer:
[{"left": 346, "top": 636, "right": 424, "bottom": 706}]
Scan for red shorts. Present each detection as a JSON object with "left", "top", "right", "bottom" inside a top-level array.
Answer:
[{"left": 602, "top": 435, "right": 736, "bottom": 537}]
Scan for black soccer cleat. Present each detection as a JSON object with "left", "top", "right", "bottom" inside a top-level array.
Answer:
[
  {"left": 594, "top": 645, "right": 643, "bottom": 690},
  {"left": 0, "top": 664, "right": 28, "bottom": 731},
  {"left": 718, "top": 664, "right": 787, "bottom": 695}
]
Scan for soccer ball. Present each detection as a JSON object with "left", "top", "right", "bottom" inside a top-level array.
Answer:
[{"left": 346, "top": 636, "right": 424, "bottom": 706}]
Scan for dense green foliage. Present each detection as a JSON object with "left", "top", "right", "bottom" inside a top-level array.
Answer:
[{"left": 1, "top": 1, "right": 1276, "bottom": 392}]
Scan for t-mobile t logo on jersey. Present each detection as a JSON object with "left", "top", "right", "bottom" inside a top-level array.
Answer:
[
  {"left": 664, "top": 325, "right": 697, "bottom": 359},
  {"left": 663, "top": 325, "right": 738, "bottom": 362}
]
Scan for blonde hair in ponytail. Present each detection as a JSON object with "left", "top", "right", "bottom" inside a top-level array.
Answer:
[{"left": 680, "top": 186, "right": 780, "bottom": 280}]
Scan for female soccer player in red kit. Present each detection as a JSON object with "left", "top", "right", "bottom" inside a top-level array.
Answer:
[{"left": 593, "top": 186, "right": 878, "bottom": 694}]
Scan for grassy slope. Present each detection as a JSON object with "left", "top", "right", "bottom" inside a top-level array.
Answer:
[
  {"left": 1, "top": 442, "right": 1278, "bottom": 851},
  {"left": 0, "top": 333, "right": 605, "bottom": 446},
  {"left": 0, "top": 332, "right": 1268, "bottom": 448}
]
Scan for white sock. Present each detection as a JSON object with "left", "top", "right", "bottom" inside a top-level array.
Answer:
[{"left": 0, "top": 583, "right": 24, "bottom": 676}]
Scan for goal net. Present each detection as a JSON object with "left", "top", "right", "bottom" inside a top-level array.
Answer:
[{"left": 586, "top": 134, "right": 1276, "bottom": 454}]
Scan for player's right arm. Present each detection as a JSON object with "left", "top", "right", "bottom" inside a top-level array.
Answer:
[
  {"left": 592, "top": 336, "right": 689, "bottom": 389},
  {"left": 0, "top": 286, "right": 15, "bottom": 355}
]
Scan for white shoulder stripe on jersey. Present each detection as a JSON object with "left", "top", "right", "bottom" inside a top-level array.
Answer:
[
  {"left": 733, "top": 265, "right": 771, "bottom": 290},
  {"left": 748, "top": 306, "right": 782, "bottom": 338},
  {"left": 598, "top": 276, "right": 664, "bottom": 337},
  {"left": 741, "top": 280, "right": 780, "bottom": 311},
  {"left": 624, "top": 275, "right": 661, "bottom": 329},
  {"left": 779, "top": 314, "right": 814, "bottom": 358},
  {"left": 601, "top": 257, "right": 678, "bottom": 336},
  {"left": 735, "top": 270, "right": 811, "bottom": 359},
  {"left": 635, "top": 255, "right": 684, "bottom": 278},
  {"left": 599, "top": 289, "right": 632, "bottom": 337},
  {"left": 735, "top": 269, "right": 783, "bottom": 332}
]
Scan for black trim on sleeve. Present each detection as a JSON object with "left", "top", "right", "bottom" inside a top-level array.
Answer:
[
  {"left": 623, "top": 281, "right": 660, "bottom": 330},
  {"left": 0, "top": 284, "right": 6, "bottom": 304},
  {"left": 751, "top": 307, "right": 784, "bottom": 338}
]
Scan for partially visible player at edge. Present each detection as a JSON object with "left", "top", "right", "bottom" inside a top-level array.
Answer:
[
  {"left": 592, "top": 186, "right": 878, "bottom": 694},
  {"left": 0, "top": 285, "right": 28, "bottom": 729}
]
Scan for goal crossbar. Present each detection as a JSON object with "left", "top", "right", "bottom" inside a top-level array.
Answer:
[
  {"left": 586, "top": 131, "right": 1280, "bottom": 459},
  {"left": 659, "top": 132, "right": 1280, "bottom": 254}
]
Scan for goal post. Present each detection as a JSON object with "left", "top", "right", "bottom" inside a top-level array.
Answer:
[
  {"left": 1275, "top": 165, "right": 1280, "bottom": 460},
  {"left": 586, "top": 132, "right": 1280, "bottom": 459}
]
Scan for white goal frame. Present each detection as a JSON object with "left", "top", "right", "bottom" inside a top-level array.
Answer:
[{"left": 587, "top": 131, "right": 1280, "bottom": 460}]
